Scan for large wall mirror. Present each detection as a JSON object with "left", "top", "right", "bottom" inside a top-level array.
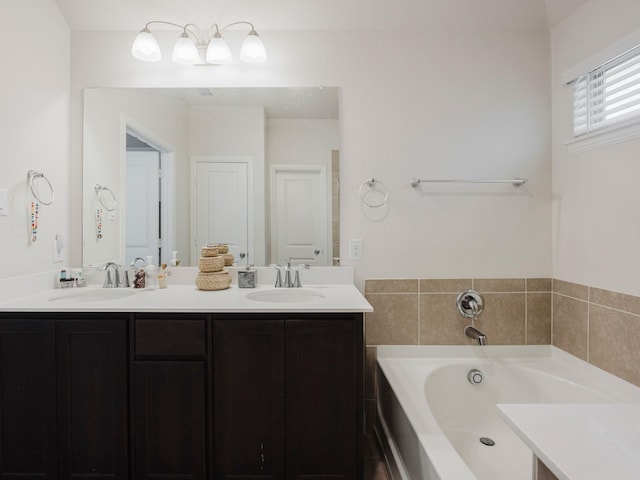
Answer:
[{"left": 82, "top": 87, "right": 340, "bottom": 268}]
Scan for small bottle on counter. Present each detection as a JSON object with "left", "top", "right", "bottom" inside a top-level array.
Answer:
[
  {"left": 145, "top": 255, "right": 157, "bottom": 290},
  {"left": 157, "top": 264, "right": 168, "bottom": 289}
]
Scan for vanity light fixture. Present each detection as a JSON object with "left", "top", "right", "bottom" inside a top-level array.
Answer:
[{"left": 131, "top": 21, "right": 267, "bottom": 65}]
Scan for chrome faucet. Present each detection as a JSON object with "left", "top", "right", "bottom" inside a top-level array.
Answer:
[
  {"left": 465, "top": 326, "right": 487, "bottom": 346},
  {"left": 130, "top": 257, "right": 146, "bottom": 268},
  {"left": 102, "top": 262, "right": 120, "bottom": 288},
  {"left": 293, "top": 264, "right": 310, "bottom": 287},
  {"left": 456, "top": 290, "right": 488, "bottom": 345},
  {"left": 283, "top": 260, "right": 293, "bottom": 288},
  {"left": 269, "top": 261, "right": 310, "bottom": 288}
]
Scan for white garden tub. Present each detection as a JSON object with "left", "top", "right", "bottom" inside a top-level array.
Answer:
[{"left": 375, "top": 345, "right": 640, "bottom": 480}]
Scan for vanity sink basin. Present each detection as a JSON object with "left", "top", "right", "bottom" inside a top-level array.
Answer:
[
  {"left": 48, "top": 288, "right": 136, "bottom": 303},
  {"left": 246, "top": 288, "right": 325, "bottom": 303}
]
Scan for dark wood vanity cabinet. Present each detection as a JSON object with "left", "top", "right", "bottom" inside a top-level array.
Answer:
[
  {"left": 0, "top": 311, "right": 363, "bottom": 480},
  {"left": 213, "top": 314, "right": 363, "bottom": 480},
  {"left": 56, "top": 316, "right": 128, "bottom": 480},
  {"left": 0, "top": 318, "right": 57, "bottom": 479},
  {"left": 131, "top": 315, "right": 209, "bottom": 480},
  {"left": 213, "top": 319, "right": 286, "bottom": 478},
  {"left": 0, "top": 314, "right": 128, "bottom": 480}
]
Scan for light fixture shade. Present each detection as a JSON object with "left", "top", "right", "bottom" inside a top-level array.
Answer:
[
  {"left": 172, "top": 33, "right": 200, "bottom": 64},
  {"left": 240, "top": 30, "right": 267, "bottom": 63},
  {"left": 206, "top": 34, "right": 233, "bottom": 64},
  {"left": 131, "top": 29, "right": 161, "bottom": 62}
]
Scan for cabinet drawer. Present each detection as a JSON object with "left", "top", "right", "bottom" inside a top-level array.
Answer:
[{"left": 135, "top": 318, "right": 206, "bottom": 360}]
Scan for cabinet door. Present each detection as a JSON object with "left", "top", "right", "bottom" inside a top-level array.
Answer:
[
  {"left": 0, "top": 318, "right": 56, "bottom": 479},
  {"left": 56, "top": 318, "right": 128, "bottom": 480},
  {"left": 132, "top": 361, "right": 206, "bottom": 480},
  {"left": 285, "top": 319, "right": 361, "bottom": 480},
  {"left": 213, "top": 319, "right": 285, "bottom": 479}
]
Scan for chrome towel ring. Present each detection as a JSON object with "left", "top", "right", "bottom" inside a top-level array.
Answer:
[
  {"left": 359, "top": 178, "right": 388, "bottom": 208},
  {"left": 28, "top": 170, "right": 55, "bottom": 205},
  {"left": 95, "top": 184, "right": 117, "bottom": 211}
]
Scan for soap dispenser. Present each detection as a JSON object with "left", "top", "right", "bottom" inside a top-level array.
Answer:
[{"left": 145, "top": 255, "right": 157, "bottom": 290}]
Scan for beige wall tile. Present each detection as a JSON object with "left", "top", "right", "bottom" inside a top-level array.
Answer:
[
  {"left": 365, "top": 346, "right": 377, "bottom": 400},
  {"left": 420, "top": 293, "right": 470, "bottom": 345},
  {"left": 474, "top": 293, "right": 526, "bottom": 345},
  {"left": 552, "top": 294, "right": 588, "bottom": 360},
  {"left": 553, "top": 279, "right": 588, "bottom": 300},
  {"left": 527, "top": 292, "right": 551, "bottom": 344},
  {"left": 419, "top": 279, "right": 472, "bottom": 293},
  {"left": 331, "top": 149, "right": 340, "bottom": 171},
  {"left": 365, "top": 294, "right": 419, "bottom": 345},
  {"left": 589, "top": 305, "right": 640, "bottom": 387},
  {"left": 590, "top": 287, "right": 640, "bottom": 316},
  {"left": 365, "top": 279, "right": 418, "bottom": 294},
  {"left": 527, "top": 278, "right": 552, "bottom": 292},
  {"left": 474, "top": 278, "right": 525, "bottom": 292}
]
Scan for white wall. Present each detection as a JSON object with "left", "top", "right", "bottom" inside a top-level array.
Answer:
[
  {"left": 552, "top": 0, "right": 640, "bottom": 296},
  {"left": 70, "top": 28, "right": 551, "bottom": 289},
  {"left": 266, "top": 118, "right": 339, "bottom": 168},
  {"left": 0, "top": 0, "right": 69, "bottom": 279},
  {"left": 82, "top": 89, "right": 190, "bottom": 266},
  {"left": 188, "top": 106, "right": 266, "bottom": 265}
]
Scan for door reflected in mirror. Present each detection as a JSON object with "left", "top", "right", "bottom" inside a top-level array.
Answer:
[{"left": 82, "top": 87, "right": 340, "bottom": 268}]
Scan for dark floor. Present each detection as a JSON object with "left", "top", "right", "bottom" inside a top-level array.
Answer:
[{"left": 364, "top": 433, "right": 391, "bottom": 480}]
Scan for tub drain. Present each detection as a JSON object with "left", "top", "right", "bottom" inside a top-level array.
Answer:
[{"left": 479, "top": 437, "right": 495, "bottom": 446}]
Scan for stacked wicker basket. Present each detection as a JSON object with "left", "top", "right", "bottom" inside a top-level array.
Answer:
[{"left": 194, "top": 244, "right": 235, "bottom": 291}]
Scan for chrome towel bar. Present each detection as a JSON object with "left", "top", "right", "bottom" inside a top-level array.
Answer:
[{"left": 410, "top": 178, "right": 526, "bottom": 188}]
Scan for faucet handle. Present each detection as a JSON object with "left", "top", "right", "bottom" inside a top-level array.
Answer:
[{"left": 269, "top": 264, "right": 283, "bottom": 288}]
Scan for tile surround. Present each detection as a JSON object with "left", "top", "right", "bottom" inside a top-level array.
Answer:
[
  {"left": 364, "top": 277, "right": 552, "bottom": 430},
  {"left": 553, "top": 279, "right": 640, "bottom": 388},
  {"left": 367, "top": 277, "right": 640, "bottom": 474}
]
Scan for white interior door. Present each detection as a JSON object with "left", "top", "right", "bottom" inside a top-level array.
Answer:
[
  {"left": 125, "top": 151, "right": 160, "bottom": 264},
  {"left": 195, "top": 161, "right": 249, "bottom": 265},
  {"left": 270, "top": 166, "right": 327, "bottom": 266}
]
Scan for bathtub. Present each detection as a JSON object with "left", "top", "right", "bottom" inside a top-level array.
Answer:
[{"left": 375, "top": 345, "right": 640, "bottom": 480}]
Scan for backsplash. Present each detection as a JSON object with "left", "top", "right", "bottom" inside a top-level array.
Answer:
[{"left": 364, "top": 277, "right": 552, "bottom": 431}]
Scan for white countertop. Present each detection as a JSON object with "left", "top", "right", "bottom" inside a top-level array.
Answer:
[
  {"left": 0, "top": 283, "right": 373, "bottom": 313},
  {"left": 498, "top": 403, "right": 640, "bottom": 480}
]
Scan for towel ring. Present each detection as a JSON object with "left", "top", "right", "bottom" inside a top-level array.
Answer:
[
  {"left": 95, "top": 184, "right": 117, "bottom": 211},
  {"left": 359, "top": 178, "right": 389, "bottom": 208},
  {"left": 28, "top": 170, "right": 54, "bottom": 205}
]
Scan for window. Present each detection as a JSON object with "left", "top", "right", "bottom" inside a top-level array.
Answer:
[{"left": 573, "top": 44, "right": 640, "bottom": 137}]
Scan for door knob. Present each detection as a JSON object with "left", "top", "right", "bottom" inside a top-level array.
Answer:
[
  {"left": 314, "top": 249, "right": 320, "bottom": 255},
  {"left": 239, "top": 252, "right": 246, "bottom": 259}
]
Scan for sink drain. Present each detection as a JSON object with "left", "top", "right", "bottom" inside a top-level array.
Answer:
[{"left": 479, "top": 437, "right": 495, "bottom": 446}]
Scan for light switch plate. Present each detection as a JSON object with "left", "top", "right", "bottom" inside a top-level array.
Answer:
[{"left": 0, "top": 188, "right": 7, "bottom": 216}]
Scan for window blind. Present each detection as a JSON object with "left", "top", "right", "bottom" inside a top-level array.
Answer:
[{"left": 573, "top": 45, "right": 640, "bottom": 137}]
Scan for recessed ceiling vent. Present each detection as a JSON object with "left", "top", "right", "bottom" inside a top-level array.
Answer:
[{"left": 196, "top": 88, "right": 214, "bottom": 97}]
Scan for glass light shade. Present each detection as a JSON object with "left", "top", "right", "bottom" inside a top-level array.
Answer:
[
  {"left": 206, "top": 34, "right": 233, "bottom": 64},
  {"left": 172, "top": 33, "right": 200, "bottom": 64},
  {"left": 239, "top": 31, "right": 267, "bottom": 63},
  {"left": 131, "top": 29, "right": 161, "bottom": 62}
]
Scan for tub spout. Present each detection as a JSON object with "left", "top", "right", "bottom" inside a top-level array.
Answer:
[{"left": 465, "top": 326, "right": 487, "bottom": 346}]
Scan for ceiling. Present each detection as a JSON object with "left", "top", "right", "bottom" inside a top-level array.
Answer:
[
  {"left": 171, "top": 86, "right": 339, "bottom": 119},
  {"left": 54, "top": 0, "right": 588, "bottom": 33}
]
